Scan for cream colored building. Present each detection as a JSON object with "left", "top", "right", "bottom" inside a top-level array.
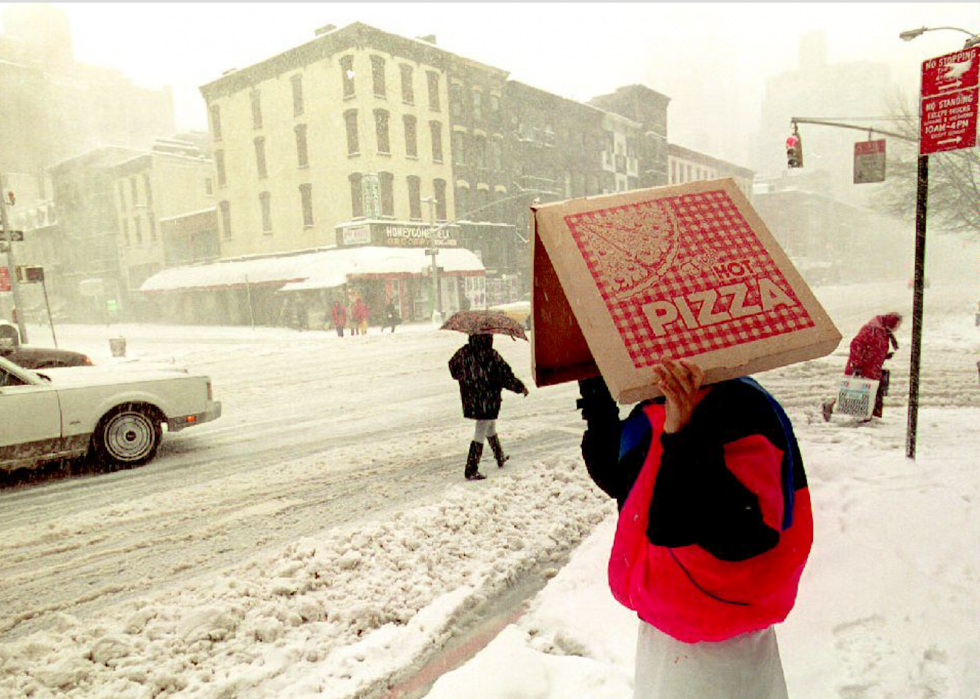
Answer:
[
  {"left": 109, "top": 142, "right": 215, "bottom": 291},
  {"left": 200, "top": 22, "right": 458, "bottom": 259},
  {"left": 667, "top": 143, "right": 754, "bottom": 199}
]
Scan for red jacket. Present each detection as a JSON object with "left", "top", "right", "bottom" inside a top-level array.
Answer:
[
  {"left": 845, "top": 314, "right": 900, "bottom": 380},
  {"left": 352, "top": 299, "right": 369, "bottom": 323},
  {"left": 331, "top": 303, "right": 347, "bottom": 327},
  {"left": 580, "top": 377, "right": 812, "bottom": 643}
]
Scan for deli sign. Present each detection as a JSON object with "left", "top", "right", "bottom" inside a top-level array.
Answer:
[{"left": 920, "top": 47, "right": 980, "bottom": 155}]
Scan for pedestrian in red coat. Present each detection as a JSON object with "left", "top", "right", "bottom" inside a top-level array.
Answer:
[
  {"left": 824, "top": 312, "right": 902, "bottom": 421},
  {"left": 330, "top": 300, "right": 347, "bottom": 338}
]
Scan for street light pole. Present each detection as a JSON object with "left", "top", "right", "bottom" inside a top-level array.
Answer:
[
  {"left": 422, "top": 196, "right": 441, "bottom": 323},
  {"left": 0, "top": 171, "right": 28, "bottom": 343},
  {"left": 899, "top": 25, "right": 980, "bottom": 48}
]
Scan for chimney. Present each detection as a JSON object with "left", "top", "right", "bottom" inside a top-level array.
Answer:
[
  {"left": 315, "top": 24, "right": 337, "bottom": 37},
  {"left": 417, "top": 34, "right": 437, "bottom": 45}
]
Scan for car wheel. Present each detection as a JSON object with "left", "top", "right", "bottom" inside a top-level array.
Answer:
[{"left": 91, "top": 404, "right": 162, "bottom": 469}]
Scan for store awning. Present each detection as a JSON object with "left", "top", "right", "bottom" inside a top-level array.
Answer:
[{"left": 139, "top": 246, "right": 485, "bottom": 293}]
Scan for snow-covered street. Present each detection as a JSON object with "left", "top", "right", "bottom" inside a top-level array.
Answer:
[{"left": 1, "top": 277, "right": 979, "bottom": 698}]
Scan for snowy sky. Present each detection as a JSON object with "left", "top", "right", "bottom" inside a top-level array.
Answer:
[{"left": 10, "top": 2, "right": 979, "bottom": 165}]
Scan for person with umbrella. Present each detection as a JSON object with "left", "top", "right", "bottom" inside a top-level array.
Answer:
[{"left": 445, "top": 311, "right": 529, "bottom": 481}]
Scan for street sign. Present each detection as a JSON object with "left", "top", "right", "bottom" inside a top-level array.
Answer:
[
  {"left": 0, "top": 266, "right": 9, "bottom": 292},
  {"left": 0, "top": 229, "right": 24, "bottom": 242},
  {"left": 920, "top": 47, "right": 980, "bottom": 155},
  {"left": 922, "top": 47, "right": 980, "bottom": 96},
  {"left": 920, "top": 89, "right": 978, "bottom": 154},
  {"left": 853, "top": 139, "right": 886, "bottom": 184}
]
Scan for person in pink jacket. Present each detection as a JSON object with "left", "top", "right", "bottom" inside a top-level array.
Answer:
[{"left": 578, "top": 359, "right": 812, "bottom": 699}]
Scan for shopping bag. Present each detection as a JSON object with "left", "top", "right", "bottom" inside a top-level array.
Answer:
[{"left": 836, "top": 377, "right": 879, "bottom": 419}]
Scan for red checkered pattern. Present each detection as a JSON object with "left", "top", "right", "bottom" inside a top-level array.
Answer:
[{"left": 564, "top": 190, "right": 816, "bottom": 368}]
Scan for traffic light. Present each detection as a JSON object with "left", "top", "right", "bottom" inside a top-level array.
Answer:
[{"left": 786, "top": 131, "right": 804, "bottom": 169}]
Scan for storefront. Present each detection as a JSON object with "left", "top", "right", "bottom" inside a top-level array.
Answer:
[{"left": 140, "top": 246, "right": 485, "bottom": 328}]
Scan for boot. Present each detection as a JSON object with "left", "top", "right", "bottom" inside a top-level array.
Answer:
[
  {"left": 464, "top": 441, "right": 486, "bottom": 481},
  {"left": 822, "top": 398, "right": 835, "bottom": 423},
  {"left": 487, "top": 434, "right": 509, "bottom": 468}
]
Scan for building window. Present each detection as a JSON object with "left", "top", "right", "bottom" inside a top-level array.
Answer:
[
  {"left": 407, "top": 176, "right": 421, "bottom": 220},
  {"left": 341, "top": 55, "right": 355, "bottom": 97},
  {"left": 205, "top": 177, "right": 213, "bottom": 195},
  {"left": 488, "top": 93, "right": 499, "bottom": 116},
  {"left": 380, "top": 171, "right": 394, "bottom": 217},
  {"left": 452, "top": 131, "right": 465, "bottom": 165},
  {"left": 259, "top": 191, "right": 272, "bottom": 233},
  {"left": 144, "top": 174, "right": 153, "bottom": 208},
  {"left": 474, "top": 136, "right": 486, "bottom": 170},
  {"left": 130, "top": 177, "right": 139, "bottom": 207},
  {"left": 455, "top": 186, "right": 468, "bottom": 220},
  {"left": 215, "top": 150, "right": 226, "bottom": 187},
  {"left": 122, "top": 218, "right": 130, "bottom": 245},
  {"left": 349, "top": 173, "right": 364, "bottom": 218},
  {"left": 427, "top": 71, "right": 440, "bottom": 111},
  {"left": 430, "top": 121, "right": 444, "bottom": 163},
  {"left": 433, "top": 179, "right": 447, "bottom": 221},
  {"left": 295, "top": 124, "right": 309, "bottom": 168},
  {"left": 220, "top": 201, "right": 231, "bottom": 239},
  {"left": 345, "top": 109, "right": 359, "bottom": 155},
  {"left": 490, "top": 139, "right": 502, "bottom": 171},
  {"left": 300, "top": 183, "right": 314, "bottom": 227},
  {"left": 403, "top": 115, "right": 418, "bottom": 158},
  {"left": 254, "top": 137, "right": 268, "bottom": 179},
  {"left": 149, "top": 215, "right": 157, "bottom": 242},
  {"left": 291, "top": 74, "right": 305, "bottom": 117},
  {"left": 134, "top": 216, "right": 143, "bottom": 244},
  {"left": 450, "top": 83, "right": 463, "bottom": 118},
  {"left": 371, "top": 55, "right": 386, "bottom": 97},
  {"left": 117, "top": 181, "right": 127, "bottom": 211},
  {"left": 210, "top": 104, "right": 222, "bottom": 141},
  {"left": 374, "top": 109, "right": 390, "bottom": 154},
  {"left": 251, "top": 90, "right": 262, "bottom": 130},
  {"left": 400, "top": 63, "right": 414, "bottom": 104},
  {"left": 472, "top": 90, "right": 482, "bottom": 120}
]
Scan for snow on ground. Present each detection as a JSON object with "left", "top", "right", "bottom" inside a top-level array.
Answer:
[
  {"left": 1, "top": 276, "right": 979, "bottom": 698},
  {"left": 422, "top": 406, "right": 980, "bottom": 699}
]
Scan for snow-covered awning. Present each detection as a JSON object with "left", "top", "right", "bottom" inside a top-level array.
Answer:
[{"left": 139, "top": 246, "right": 485, "bottom": 293}]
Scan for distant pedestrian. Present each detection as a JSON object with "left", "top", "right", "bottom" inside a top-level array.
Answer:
[
  {"left": 448, "top": 334, "right": 528, "bottom": 481},
  {"left": 352, "top": 296, "right": 370, "bottom": 335},
  {"left": 330, "top": 300, "right": 347, "bottom": 338},
  {"left": 383, "top": 299, "right": 401, "bottom": 333},
  {"left": 823, "top": 312, "right": 902, "bottom": 422}
]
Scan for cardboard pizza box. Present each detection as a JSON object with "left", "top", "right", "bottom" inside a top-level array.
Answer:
[{"left": 531, "top": 178, "right": 841, "bottom": 403}]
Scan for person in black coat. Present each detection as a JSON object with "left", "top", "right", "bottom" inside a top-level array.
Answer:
[{"left": 448, "top": 334, "right": 529, "bottom": 481}]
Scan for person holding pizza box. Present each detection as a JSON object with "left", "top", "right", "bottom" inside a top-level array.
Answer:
[{"left": 577, "top": 358, "right": 812, "bottom": 699}]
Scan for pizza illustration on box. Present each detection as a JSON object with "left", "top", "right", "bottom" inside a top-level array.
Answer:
[{"left": 564, "top": 189, "right": 817, "bottom": 369}]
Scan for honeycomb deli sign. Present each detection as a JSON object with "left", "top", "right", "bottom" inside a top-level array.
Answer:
[
  {"left": 336, "top": 221, "right": 459, "bottom": 248},
  {"left": 384, "top": 224, "right": 458, "bottom": 248}
]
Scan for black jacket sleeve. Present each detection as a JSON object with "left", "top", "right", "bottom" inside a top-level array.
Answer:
[
  {"left": 577, "top": 377, "right": 648, "bottom": 505},
  {"left": 493, "top": 351, "right": 526, "bottom": 394}
]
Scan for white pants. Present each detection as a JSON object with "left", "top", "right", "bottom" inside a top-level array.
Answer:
[
  {"left": 473, "top": 419, "right": 497, "bottom": 442},
  {"left": 633, "top": 622, "right": 789, "bottom": 699}
]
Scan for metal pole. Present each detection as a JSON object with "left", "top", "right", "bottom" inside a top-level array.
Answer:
[
  {"left": 245, "top": 274, "right": 255, "bottom": 330},
  {"left": 906, "top": 154, "right": 929, "bottom": 459},
  {"left": 424, "top": 198, "right": 441, "bottom": 322},
  {"left": 40, "top": 277, "right": 57, "bottom": 347},
  {"left": 0, "top": 175, "right": 28, "bottom": 343}
]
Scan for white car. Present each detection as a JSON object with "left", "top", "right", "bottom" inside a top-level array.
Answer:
[{"left": 0, "top": 355, "right": 222, "bottom": 473}]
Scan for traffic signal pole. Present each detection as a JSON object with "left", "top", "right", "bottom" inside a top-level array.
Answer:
[{"left": 0, "top": 172, "right": 28, "bottom": 343}]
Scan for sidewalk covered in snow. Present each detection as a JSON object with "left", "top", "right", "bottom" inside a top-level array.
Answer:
[{"left": 138, "top": 247, "right": 486, "bottom": 327}]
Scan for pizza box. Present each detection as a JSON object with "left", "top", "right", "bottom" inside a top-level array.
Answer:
[{"left": 531, "top": 178, "right": 841, "bottom": 403}]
